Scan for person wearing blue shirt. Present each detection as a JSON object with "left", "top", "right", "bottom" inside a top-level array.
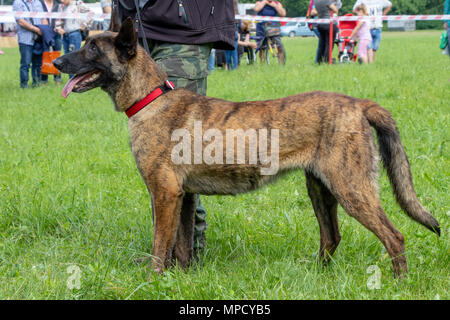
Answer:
[
  {"left": 13, "top": 0, "right": 47, "bottom": 88},
  {"left": 254, "top": 0, "right": 286, "bottom": 63},
  {"left": 225, "top": 0, "right": 240, "bottom": 70},
  {"left": 40, "top": 0, "right": 62, "bottom": 86}
]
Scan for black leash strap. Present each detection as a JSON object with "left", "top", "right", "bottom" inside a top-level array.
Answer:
[
  {"left": 133, "top": 0, "right": 151, "bottom": 55},
  {"left": 113, "top": 0, "right": 151, "bottom": 56}
]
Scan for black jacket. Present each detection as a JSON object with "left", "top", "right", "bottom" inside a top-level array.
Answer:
[{"left": 116, "top": 0, "right": 235, "bottom": 50}]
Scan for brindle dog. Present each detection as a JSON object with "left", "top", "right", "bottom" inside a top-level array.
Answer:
[{"left": 53, "top": 16, "right": 440, "bottom": 277}]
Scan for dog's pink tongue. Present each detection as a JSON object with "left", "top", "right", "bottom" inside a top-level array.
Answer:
[{"left": 62, "top": 75, "right": 83, "bottom": 98}]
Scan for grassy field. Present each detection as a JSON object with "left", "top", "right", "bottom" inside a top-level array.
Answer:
[{"left": 0, "top": 31, "right": 448, "bottom": 300}]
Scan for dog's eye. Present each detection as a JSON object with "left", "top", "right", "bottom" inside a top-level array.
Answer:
[{"left": 89, "top": 43, "right": 98, "bottom": 52}]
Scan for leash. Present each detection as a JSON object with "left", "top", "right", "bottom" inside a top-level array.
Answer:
[
  {"left": 132, "top": 0, "right": 151, "bottom": 55},
  {"left": 113, "top": 0, "right": 151, "bottom": 55},
  {"left": 112, "top": 1, "right": 175, "bottom": 118},
  {"left": 125, "top": 80, "right": 175, "bottom": 118}
]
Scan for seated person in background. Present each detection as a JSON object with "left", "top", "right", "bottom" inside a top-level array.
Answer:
[{"left": 238, "top": 20, "right": 257, "bottom": 65}]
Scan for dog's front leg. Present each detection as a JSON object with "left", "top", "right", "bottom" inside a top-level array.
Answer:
[{"left": 150, "top": 179, "right": 185, "bottom": 273}]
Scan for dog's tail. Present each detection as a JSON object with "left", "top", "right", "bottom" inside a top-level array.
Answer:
[{"left": 363, "top": 102, "right": 440, "bottom": 235}]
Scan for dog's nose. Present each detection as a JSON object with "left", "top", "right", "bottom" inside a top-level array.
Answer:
[{"left": 53, "top": 58, "right": 63, "bottom": 71}]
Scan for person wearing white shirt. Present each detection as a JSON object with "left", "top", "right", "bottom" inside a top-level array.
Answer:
[{"left": 353, "top": 0, "right": 392, "bottom": 63}]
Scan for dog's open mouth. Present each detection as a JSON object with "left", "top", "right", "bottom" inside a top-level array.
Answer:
[{"left": 62, "top": 70, "right": 101, "bottom": 98}]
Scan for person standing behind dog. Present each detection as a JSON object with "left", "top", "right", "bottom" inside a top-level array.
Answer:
[
  {"left": 254, "top": 0, "right": 286, "bottom": 64},
  {"left": 40, "top": 0, "right": 62, "bottom": 85},
  {"left": 101, "top": 0, "right": 112, "bottom": 31},
  {"left": 350, "top": 4, "right": 372, "bottom": 64},
  {"left": 225, "top": 0, "right": 240, "bottom": 71},
  {"left": 352, "top": 0, "right": 392, "bottom": 64},
  {"left": 55, "top": 0, "right": 92, "bottom": 70},
  {"left": 307, "top": 0, "right": 321, "bottom": 63},
  {"left": 116, "top": 0, "right": 235, "bottom": 253},
  {"left": 315, "top": 0, "right": 339, "bottom": 64},
  {"left": 13, "top": 0, "right": 46, "bottom": 88}
]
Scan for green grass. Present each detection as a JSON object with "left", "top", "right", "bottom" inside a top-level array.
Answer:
[{"left": 0, "top": 31, "right": 448, "bottom": 300}]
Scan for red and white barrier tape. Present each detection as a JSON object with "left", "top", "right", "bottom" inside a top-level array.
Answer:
[
  {"left": 0, "top": 11, "right": 109, "bottom": 22},
  {"left": 0, "top": 11, "right": 449, "bottom": 23},
  {"left": 236, "top": 14, "right": 450, "bottom": 24}
]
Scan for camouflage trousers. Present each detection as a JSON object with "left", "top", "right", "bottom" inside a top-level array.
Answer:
[{"left": 144, "top": 39, "right": 211, "bottom": 251}]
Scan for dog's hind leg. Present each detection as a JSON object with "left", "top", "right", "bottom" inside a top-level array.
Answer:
[
  {"left": 335, "top": 187, "right": 407, "bottom": 277},
  {"left": 305, "top": 171, "right": 341, "bottom": 265},
  {"left": 317, "top": 165, "right": 408, "bottom": 277},
  {"left": 171, "top": 192, "right": 196, "bottom": 268}
]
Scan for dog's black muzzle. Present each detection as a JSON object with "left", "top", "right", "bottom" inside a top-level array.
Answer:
[
  {"left": 53, "top": 51, "right": 95, "bottom": 76},
  {"left": 52, "top": 56, "right": 64, "bottom": 71}
]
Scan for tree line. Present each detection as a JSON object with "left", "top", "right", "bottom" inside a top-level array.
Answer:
[
  {"left": 280, "top": 0, "right": 445, "bottom": 17},
  {"left": 281, "top": 0, "right": 445, "bottom": 29}
]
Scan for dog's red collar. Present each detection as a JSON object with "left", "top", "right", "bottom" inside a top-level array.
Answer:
[{"left": 125, "top": 80, "right": 175, "bottom": 118}]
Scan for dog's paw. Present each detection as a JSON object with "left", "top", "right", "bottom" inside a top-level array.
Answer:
[{"left": 133, "top": 255, "right": 151, "bottom": 264}]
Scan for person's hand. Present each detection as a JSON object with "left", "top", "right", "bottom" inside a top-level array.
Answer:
[
  {"left": 383, "top": 5, "right": 392, "bottom": 16},
  {"left": 35, "top": 26, "right": 42, "bottom": 36},
  {"left": 56, "top": 28, "right": 66, "bottom": 35},
  {"left": 268, "top": 1, "right": 278, "bottom": 8},
  {"left": 249, "top": 42, "right": 257, "bottom": 49}
]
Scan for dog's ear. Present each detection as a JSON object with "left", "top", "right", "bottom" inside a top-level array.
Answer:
[
  {"left": 108, "top": 2, "right": 121, "bottom": 32},
  {"left": 114, "top": 17, "right": 137, "bottom": 60}
]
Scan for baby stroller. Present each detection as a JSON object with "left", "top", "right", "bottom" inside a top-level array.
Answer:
[{"left": 336, "top": 14, "right": 358, "bottom": 63}]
